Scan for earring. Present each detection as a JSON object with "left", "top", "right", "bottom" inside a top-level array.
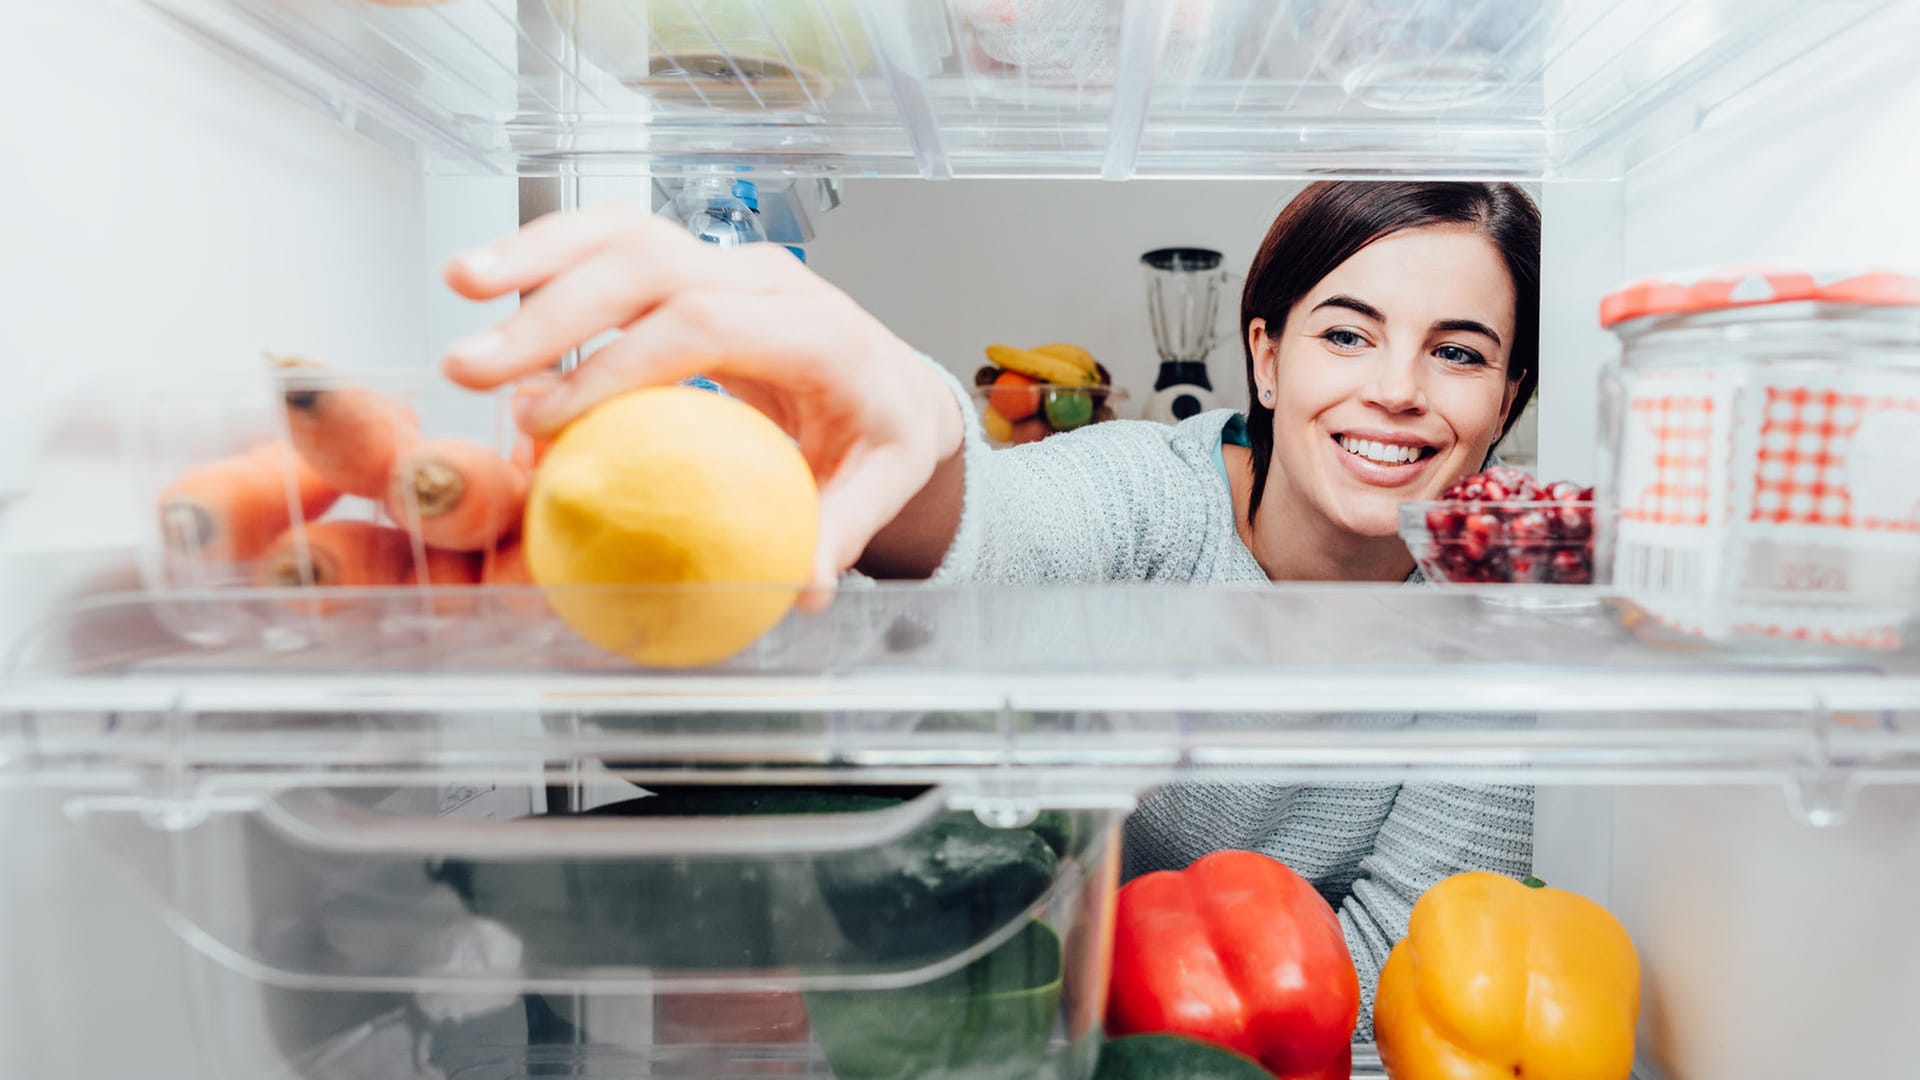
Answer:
[{"left": 1260, "top": 389, "right": 1273, "bottom": 404}]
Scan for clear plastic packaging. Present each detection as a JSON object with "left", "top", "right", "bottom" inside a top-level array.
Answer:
[{"left": 1399, "top": 498, "right": 1599, "bottom": 586}]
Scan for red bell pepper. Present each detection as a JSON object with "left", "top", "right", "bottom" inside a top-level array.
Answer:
[{"left": 1107, "top": 850, "right": 1359, "bottom": 1080}]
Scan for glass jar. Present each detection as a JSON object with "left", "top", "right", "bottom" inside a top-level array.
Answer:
[{"left": 1597, "top": 268, "right": 1920, "bottom": 651}]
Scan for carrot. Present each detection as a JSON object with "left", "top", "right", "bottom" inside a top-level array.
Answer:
[
  {"left": 416, "top": 545, "right": 481, "bottom": 586},
  {"left": 273, "top": 355, "right": 418, "bottom": 498},
  {"left": 384, "top": 437, "right": 528, "bottom": 552},
  {"left": 159, "top": 442, "right": 339, "bottom": 564},
  {"left": 253, "top": 520, "right": 415, "bottom": 590},
  {"left": 481, "top": 537, "right": 547, "bottom": 617},
  {"left": 481, "top": 538, "right": 533, "bottom": 587}
]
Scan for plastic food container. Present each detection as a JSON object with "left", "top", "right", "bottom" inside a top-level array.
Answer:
[
  {"left": 61, "top": 777, "right": 1122, "bottom": 1079},
  {"left": 1598, "top": 267, "right": 1920, "bottom": 651},
  {"left": 541, "top": 0, "right": 873, "bottom": 110},
  {"left": 971, "top": 382, "right": 1127, "bottom": 447},
  {"left": 1398, "top": 497, "right": 1597, "bottom": 586}
]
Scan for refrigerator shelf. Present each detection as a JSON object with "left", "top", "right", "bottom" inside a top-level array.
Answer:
[
  {"left": 7, "top": 583, "right": 1918, "bottom": 791},
  {"left": 138, "top": 0, "right": 1913, "bottom": 179}
]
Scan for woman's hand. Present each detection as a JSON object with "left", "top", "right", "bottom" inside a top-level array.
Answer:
[{"left": 441, "top": 202, "right": 965, "bottom": 595}]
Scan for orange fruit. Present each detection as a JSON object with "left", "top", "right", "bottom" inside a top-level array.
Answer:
[{"left": 988, "top": 370, "right": 1042, "bottom": 421}]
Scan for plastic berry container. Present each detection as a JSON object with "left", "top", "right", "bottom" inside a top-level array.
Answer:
[{"left": 1399, "top": 467, "right": 1602, "bottom": 609}]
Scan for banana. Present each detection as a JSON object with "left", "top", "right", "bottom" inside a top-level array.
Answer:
[
  {"left": 980, "top": 402, "right": 1015, "bottom": 444},
  {"left": 1032, "top": 343, "right": 1101, "bottom": 381},
  {"left": 986, "top": 343, "right": 1096, "bottom": 386}
]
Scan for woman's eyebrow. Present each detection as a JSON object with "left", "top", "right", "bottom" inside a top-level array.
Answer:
[
  {"left": 1431, "top": 318, "right": 1503, "bottom": 346},
  {"left": 1310, "top": 294, "right": 1385, "bottom": 322}
]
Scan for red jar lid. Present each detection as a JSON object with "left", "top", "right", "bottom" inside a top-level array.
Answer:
[{"left": 1600, "top": 266, "right": 1920, "bottom": 329}]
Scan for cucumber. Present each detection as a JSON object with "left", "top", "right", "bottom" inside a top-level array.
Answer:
[
  {"left": 1095, "top": 1035, "right": 1275, "bottom": 1080},
  {"left": 433, "top": 785, "right": 1058, "bottom": 971},
  {"left": 815, "top": 812, "right": 1057, "bottom": 963},
  {"left": 806, "top": 919, "right": 1063, "bottom": 1080}
]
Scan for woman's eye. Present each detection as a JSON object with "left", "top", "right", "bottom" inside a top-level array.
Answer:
[
  {"left": 1435, "top": 344, "right": 1486, "bottom": 366},
  {"left": 1321, "top": 328, "right": 1368, "bottom": 349}
]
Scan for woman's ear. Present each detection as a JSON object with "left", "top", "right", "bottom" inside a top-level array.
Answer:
[
  {"left": 1498, "top": 376, "right": 1525, "bottom": 432},
  {"left": 1248, "top": 317, "right": 1279, "bottom": 408}
]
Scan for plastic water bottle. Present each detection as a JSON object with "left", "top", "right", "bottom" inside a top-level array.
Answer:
[{"left": 659, "top": 176, "right": 767, "bottom": 248}]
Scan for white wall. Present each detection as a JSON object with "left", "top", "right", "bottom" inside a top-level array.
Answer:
[
  {"left": 0, "top": 0, "right": 429, "bottom": 553},
  {"left": 806, "top": 179, "right": 1308, "bottom": 415},
  {"left": 0, "top": 2, "right": 430, "bottom": 1078}
]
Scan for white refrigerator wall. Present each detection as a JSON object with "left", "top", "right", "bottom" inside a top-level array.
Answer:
[
  {"left": 1535, "top": 45, "right": 1920, "bottom": 1080},
  {"left": 1, "top": 3, "right": 431, "bottom": 1079}
]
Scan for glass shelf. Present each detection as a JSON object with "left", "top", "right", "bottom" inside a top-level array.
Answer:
[
  {"left": 6, "top": 584, "right": 1916, "bottom": 793},
  {"left": 140, "top": 0, "right": 1912, "bottom": 179}
]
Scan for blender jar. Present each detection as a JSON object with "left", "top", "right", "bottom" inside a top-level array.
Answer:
[{"left": 1597, "top": 268, "right": 1920, "bottom": 651}]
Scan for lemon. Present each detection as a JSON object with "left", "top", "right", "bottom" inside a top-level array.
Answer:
[{"left": 524, "top": 387, "right": 818, "bottom": 668}]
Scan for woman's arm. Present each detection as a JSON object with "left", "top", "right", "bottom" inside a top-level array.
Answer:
[
  {"left": 441, "top": 203, "right": 968, "bottom": 593},
  {"left": 878, "top": 371, "right": 1217, "bottom": 585}
]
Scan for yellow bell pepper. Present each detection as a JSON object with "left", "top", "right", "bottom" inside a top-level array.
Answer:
[{"left": 1374, "top": 872, "right": 1640, "bottom": 1080}]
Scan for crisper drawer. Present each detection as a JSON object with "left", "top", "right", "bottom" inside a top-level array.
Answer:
[{"left": 64, "top": 778, "right": 1123, "bottom": 1080}]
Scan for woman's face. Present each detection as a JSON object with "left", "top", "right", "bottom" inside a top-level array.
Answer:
[{"left": 1250, "top": 225, "right": 1521, "bottom": 539}]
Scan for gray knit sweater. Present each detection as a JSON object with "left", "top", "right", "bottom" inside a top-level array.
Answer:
[{"left": 929, "top": 387, "right": 1533, "bottom": 1039}]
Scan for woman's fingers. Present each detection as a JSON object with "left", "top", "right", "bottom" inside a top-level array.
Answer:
[
  {"left": 512, "top": 292, "right": 743, "bottom": 435},
  {"left": 444, "top": 221, "right": 806, "bottom": 390},
  {"left": 811, "top": 443, "right": 933, "bottom": 590},
  {"left": 445, "top": 246, "right": 690, "bottom": 388},
  {"left": 443, "top": 201, "right": 658, "bottom": 300}
]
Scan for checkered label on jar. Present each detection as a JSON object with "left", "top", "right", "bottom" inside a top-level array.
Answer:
[
  {"left": 1625, "top": 394, "right": 1717, "bottom": 526},
  {"left": 1750, "top": 388, "right": 1920, "bottom": 532}
]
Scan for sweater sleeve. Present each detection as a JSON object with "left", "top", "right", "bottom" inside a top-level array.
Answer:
[
  {"left": 1338, "top": 779, "right": 1534, "bottom": 1041},
  {"left": 926, "top": 363, "right": 1213, "bottom": 585}
]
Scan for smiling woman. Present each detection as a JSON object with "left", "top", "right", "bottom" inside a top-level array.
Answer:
[
  {"left": 1232, "top": 182, "right": 1540, "bottom": 582},
  {"left": 441, "top": 180, "right": 1542, "bottom": 1035}
]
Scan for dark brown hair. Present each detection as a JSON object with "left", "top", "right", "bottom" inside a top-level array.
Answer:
[{"left": 1240, "top": 181, "right": 1540, "bottom": 516}]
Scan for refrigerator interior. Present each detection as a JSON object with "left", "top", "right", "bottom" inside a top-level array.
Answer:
[{"left": 4, "top": 1, "right": 1919, "bottom": 1079}]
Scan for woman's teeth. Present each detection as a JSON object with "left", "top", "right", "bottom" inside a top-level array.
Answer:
[{"left": 1339, "top": 435, "right": 1425, "bottom": 465}]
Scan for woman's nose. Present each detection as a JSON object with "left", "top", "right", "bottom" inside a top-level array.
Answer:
[{"left": 1361, "top": 351, "right": 1428, "bottom": 415}]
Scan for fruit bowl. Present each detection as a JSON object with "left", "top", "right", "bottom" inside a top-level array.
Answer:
[
  {"left": 971, "top": 342, "right": 1126, "bottom": 447},
  {"left": 970, "top": 382, "right": 1128, "bottom": 447},
  {"left": 1399, "top": 467, "right": 1601, "bottom": 592}
]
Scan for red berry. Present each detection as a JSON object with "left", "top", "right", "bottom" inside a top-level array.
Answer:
[
  {"left": 1464, "top": 511, "right": 1506, "bottom": 545},
  {"left": 1551, "top": 549, "right": 1591, "bottom": 585},
  {"left": 1457, "top": 480, "right": 1488, "bottom": 502},
  {"left": 1509, "top": 509, "right": 1552, "bottom": 544},
  {"left": 1552, "top": 505, "right": 1592, "bottom": 540},
  {"left": 1507, "top": 551, "right": 1549, "bottom": 583},
  {"left": 1549, "top": 480, "right": 1586, "bottom": 503},
  {"left": 1425, "top": 506, "right": 1466, "bottom": 538},
  {"left": 1485, "top": 465, "right": 1530, "bottom": 489}
]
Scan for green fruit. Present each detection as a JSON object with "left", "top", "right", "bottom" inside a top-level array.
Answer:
[
  {"left": 1095, "top": 1035, "right": 1275, "bottom": 1080},
  {"left": 1044, "top": 388, "right": 1095, "bottom": 431},
  {"left": 807, "top": 920, "right": 1063, "bottom": 1080}
]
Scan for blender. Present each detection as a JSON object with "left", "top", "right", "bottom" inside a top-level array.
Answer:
[{"left": 1141, "top": 247, "right": 1228, "bottom": 424}]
